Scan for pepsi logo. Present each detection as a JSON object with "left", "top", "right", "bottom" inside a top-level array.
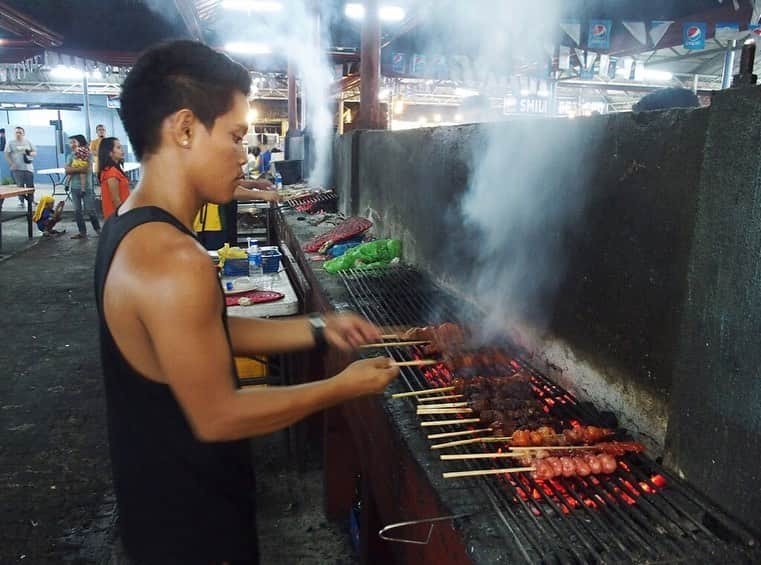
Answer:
[
  {"left": 752, "top": 27, "right": 761, "bottom": 36},
  {"left": 393, "top": 54, "right": 403, "bottom": 63},
  {"left": 592, "top": 24, "right": 607, "bottom": 38},
  {"left": 687, "top": 26, "right": 702, "bottom": 41}
]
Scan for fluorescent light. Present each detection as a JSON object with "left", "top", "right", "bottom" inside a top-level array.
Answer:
[
  {"left": 345, "top": 3, "right": 405, "bottom": 22},
  {"left": 222, "top": 0, "right": 282, "bottom": 11},
  {"left": 345, "top": 3, "right": 365, "bottom": 19},
  {"left": 225, "top": 42, "right": 272, "bottom": 55},
  {"left": 379, "top": 6, "right": 405, "bottom": 22},
  {"left": 248, "top": 108, "right": 258, "bottom": 122},
  {"left": 643, "top": 69, "right": 673, "bottom": 81},
  {"left": 454, "top": 113, "right": 463, "bottom": 121},
  {"left": 433, "top": 113, "right": 442, "bottom": 122},
  {"left": 50, "top": 65, "right": 84, "bottom": 80},
  {"left": 455, "top": 87, "right": 479, "bottom": 97},
  {"left": 393, "top": 99, "right": 405, "bottom": 114}
]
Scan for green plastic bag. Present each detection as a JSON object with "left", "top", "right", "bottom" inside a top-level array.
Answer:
[{"left": 323, "top": 239, "right": 401, "bottom": 274}]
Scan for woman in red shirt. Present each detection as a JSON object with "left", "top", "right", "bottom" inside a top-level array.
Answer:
[{"left": 98, "top": 137, "right": 130, "bottom": 219}]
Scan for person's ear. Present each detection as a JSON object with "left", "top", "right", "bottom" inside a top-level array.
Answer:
[{"left": 169, "top": 109, "right": 196, "bottom": 150}]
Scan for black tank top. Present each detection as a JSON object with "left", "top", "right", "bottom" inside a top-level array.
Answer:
[{"left": 94, "top": 206, "right": 257, "bottom": 564}]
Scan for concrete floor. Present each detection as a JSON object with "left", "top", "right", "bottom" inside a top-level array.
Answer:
[{"left": 0, "top": 211, "right": 356, "bottom": 564}]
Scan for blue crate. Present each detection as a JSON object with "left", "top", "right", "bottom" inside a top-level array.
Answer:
[
  {"left": 261, "top": 249, "right": 282, "bottom": 274},
  {"left": 222, "top": 258, "right": 250, "bottom": 277}
]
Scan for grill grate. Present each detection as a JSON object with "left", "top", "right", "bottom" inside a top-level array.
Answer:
[
  {"left": 339, "top": 266, "right": 760, "bottom": 564},
  {"left": 283, "top": 192, "right": 338, "bottom": 214}
]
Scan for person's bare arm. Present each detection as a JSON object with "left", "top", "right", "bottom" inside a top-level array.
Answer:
[
  {"left": 226, "top": 311, "right": 381, "bottom": 356},
  {"left": 106, "top": 177, "right": 123, "bottom": 208},
  {"left": 233, "top": 185, "right": 281, "bottom": 202},
  {"left": 5, "top": 149, "right": 13, "bottom": 169},
  {"left": 238, "top": 178, "right": 274, "bottom": 191},
  {"left": 139, "top": 250, "right": 398, "bottom": 441}
]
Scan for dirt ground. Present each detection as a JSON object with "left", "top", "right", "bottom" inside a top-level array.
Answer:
[{"left": 0, "top": 213, "right": 356, "bottom": 565}]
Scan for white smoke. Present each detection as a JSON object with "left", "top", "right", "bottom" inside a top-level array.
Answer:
[
  {"left": 221, "top": 0, "right": 335, "bottom": 186},
  {"left": 424, "top": 2, "right": 598, "bottom": 338}
]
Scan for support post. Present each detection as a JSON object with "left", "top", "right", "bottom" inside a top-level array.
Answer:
[
  {"left": 722, "top": 40, "right": 737, "bottom": 89},
  {"left": 357, "top": 0, "right": 381, "bottom": 129},
  {"left": 82, "top": 74, "right": 92, "bottom": 141}
]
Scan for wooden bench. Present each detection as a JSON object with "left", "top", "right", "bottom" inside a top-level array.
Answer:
[{"left": 0, "top": 186, "right": 34, "bottom": 252}]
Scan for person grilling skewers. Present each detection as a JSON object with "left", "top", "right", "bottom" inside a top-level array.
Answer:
[{"left": 95, "top": 40, "right": 400, "bottom": 565}]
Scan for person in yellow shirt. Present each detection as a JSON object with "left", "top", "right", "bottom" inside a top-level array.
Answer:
[
  {"left": 90, "top": 124, "right": 106, "bottom": 173},
  {"left": 194, "top": 180, "right": 281, "bottom": 250}
]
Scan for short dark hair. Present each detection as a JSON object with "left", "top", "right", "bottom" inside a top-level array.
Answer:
[
  {"left": 120, "top": 40, "right": 251, "bottom": 160},
  {"left": 15, "top": 126, "right": 24, "bottom": 133},
  {"left": 96, "top": 124, "right": 105, "bottom": 129},
  {"left": 69, "top": 134, "right": 88, "bottom": 147},
  {"left": 0, "top": 128, "right": 5, "bottom": 133}
]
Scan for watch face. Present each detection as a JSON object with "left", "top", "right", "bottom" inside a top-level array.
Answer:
[{"left": 311, "top": 315, "right": 327, "bottom": 329}]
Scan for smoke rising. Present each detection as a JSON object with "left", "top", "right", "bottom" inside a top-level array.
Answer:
[{"left": 424, "top": 2, "right": 597, "bottom": 338}]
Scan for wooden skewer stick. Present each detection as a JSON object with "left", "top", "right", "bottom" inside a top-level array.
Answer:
[
  {"left": 431, "top": 436, "right": 512, "bottom": 450},
  {"left": 392, "top": 360, "right": 439, "bottom": 368},
  {"left": 380, "top": 334, "right": 402, "bottom": 340},
  {"left": 508, "top": 445, "right": 603, "bottom": 452},
  {"left": 443, "top": 467, "right": 535, "bottom": 479},
  {"left": 426, "top": 428, "right": 491, "bottom": 440},
  {"left": 416, "top": 408, "right": 473, "bottom": 415},
  {"left": 418, "top": 394, "right": 464, "bottom": 403},
  {"left": 359, "top": 340, "right": 430, "bottom": 349},
  {"left": 441, "top": 452, "right": 519, "bottom": 461},
  {"left": 391, "top": 386, "right": 455, "bottom": 399},
  {"left": 421, "top": 418, "right": 480, "bottom": 427},
  {"left": 415, "top": 402, "right": 468, "bottom": 409}
]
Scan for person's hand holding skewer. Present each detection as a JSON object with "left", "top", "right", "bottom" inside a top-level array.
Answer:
[
  {"left": 323, "top": 312, "right": 382, "bottom": 350},
  {"left": 334, "top": 356, "right": 400, "bottom": 395}
]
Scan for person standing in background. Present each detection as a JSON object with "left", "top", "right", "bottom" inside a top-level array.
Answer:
[
  {"left": 0, "top": 128, "right": 7, "bottom": 152},
  {"left": 98, "top": 137, "right": 130, "bottom": 220},
  {"left": 66, "top": 134, "right": 100, "bottom": 239},
  {"left": 90, "top": 124, "right": 106, "bottom": 173},
  {"left": 4, "top": 126, "right": 36, "bottom": 208}
]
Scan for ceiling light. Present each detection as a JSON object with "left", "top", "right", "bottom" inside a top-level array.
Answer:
[
  {"left": 379, "top": 6, "right": 405, "bottom": 22},
  {"left": 643, "top": 69, "right": 673, "bottom": 81},
  {"left": 345, "top": 3, "right": 406, "bottom": 22},
  {"left": 225, "top": 42, "right": 272, "bottom": 55},
  {"left": 345, "top": 3, "right": 365, "bottom": 19},
  {"left": 222, "top": 0, "right": 283, "bottom": 11},
  {"left": 50, "top": 65, "right": 84, "bottom": 80}
]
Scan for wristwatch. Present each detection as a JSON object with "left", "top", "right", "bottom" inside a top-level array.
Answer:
[{"left": 309, "top": 313, "right": 328, "bottom": 353}]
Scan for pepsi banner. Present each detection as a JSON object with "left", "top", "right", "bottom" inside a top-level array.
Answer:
[
  {"left": 390, "top": 52, "right": 407, "bottom": 74},
  {"left": 410, "top": 54, "right": 426, "bottom": 76},
  {"left": 683, "top": 22, "right": 706, "bottom": 50},
  {"left": 749, "top": 24, "right": 761, "bottom": 39},
  {"left": 588, "top": 19, "right": 612, "bottom": 50}
]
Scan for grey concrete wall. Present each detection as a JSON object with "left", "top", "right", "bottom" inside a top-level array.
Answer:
[
  {"left": 335, "top": 108, "right": 708, "bottom": 448},
  {"left": 664, "top": 87, "right": 761, "bottom": 537}
]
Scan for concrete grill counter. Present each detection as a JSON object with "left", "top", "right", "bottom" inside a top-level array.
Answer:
[{"left": 274, "top": 206, "right": 761, "bottom": 565}]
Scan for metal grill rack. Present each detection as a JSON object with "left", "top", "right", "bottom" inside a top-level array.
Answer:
[{"left": 339, "top": 266, "right": 760, "bottom": 564}]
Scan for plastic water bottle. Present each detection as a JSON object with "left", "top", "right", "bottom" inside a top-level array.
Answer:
[
  {"left": 247, "top": 238, "right": 262, "bottom": 277},
  {"left": 274, "top": 172, "right": 283, "bottom": 191}
]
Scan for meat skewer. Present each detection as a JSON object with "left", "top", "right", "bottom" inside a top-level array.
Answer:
[
  {"left": 418, "top": 394, "right": 464, "bottom": 403},
  {"left": 402, "top": 323, "right": 468, "bottom": 354},
  {"left": 442, "top": 453, "right": 620, "bottom": 480},
  {"left": 440, "top": 442, "right": 645, "bottom": 460}
]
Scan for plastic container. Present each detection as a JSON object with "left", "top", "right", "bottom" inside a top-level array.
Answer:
[
  {"left": 223, "top": 258, "right": 250, "bottom": 277},
  {"left": 247, "top": 238, "right": 262, "bottom": 277},
  {"left": 261, "top": 249, "right": 282, "bottom": 274},
  {"left": 274, "top": 172, "right": 283, "bottom": 190}
]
